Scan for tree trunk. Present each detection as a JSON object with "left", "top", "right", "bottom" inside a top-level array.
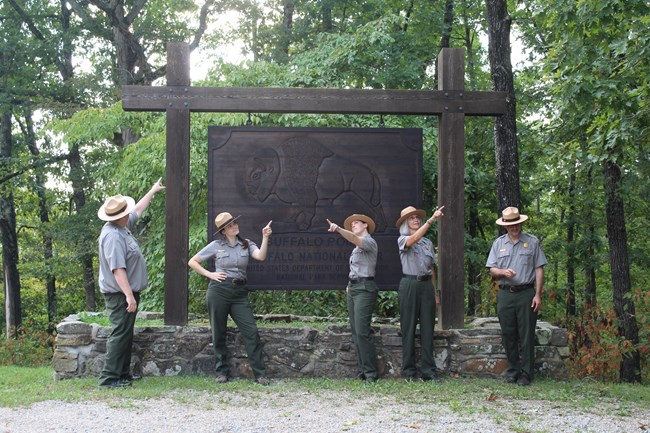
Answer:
[
  {"left": 603, "top": 156, "right": 640, "bottom": 383},
  {"left": 68, "top": 143, "right": 97, "bottom": 311},
  {"left": 22, "top": 112, "right": 57, "bottom": 328},
  {"left": 1, "top": 111, "right": 22, "bottom": 337},
  {"left": 276, "top": 0, "right": 294, "bottom": 63},
  {"left": 584, "top": 167, "right": 597, "bottom": 308},
  {"left": 566, "top": 172, "right": 576, "bottom": 317},
  {"left": 434, "top": 0, "right": 455, "bottom": 74},
  {"left": 485, "top": 0, "right": 520, "bottom": 214},
  {"left": 321, "top": 1, "right": 332, "bottom": 32},
  {"left": 440, "top": 0, "right": 454, "bottom": 49},
  {"left": 467, "top": 202, "right": 482, "bottom": 315}
]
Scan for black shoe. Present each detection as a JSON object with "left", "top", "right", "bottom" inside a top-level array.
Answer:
[
  {"left": 505, "top": 375, "right": 518, "bottom": 384},
  {"left": 256, "top": 376, "right": 271, "bottom": 386},
  {"left": 516, "top": 373, "right": 531, "bottom": 386},
  {"left": 421, "top": 375, "right": 442, "bottom": 382},
  {"left": 215, "top": 375, "right": 229, "bottom": 384},
  {"left": 122, "top": 374, "right": 142, "bottom": 382},
  {"left": 99, "top": 379, "right": 132, "bottom": 388},
  {"left": 356, "top": 372, "right": 366, "bottom": 381}
]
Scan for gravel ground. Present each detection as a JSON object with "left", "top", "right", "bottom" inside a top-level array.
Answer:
[{"left": 1, "top": 387, "right": 648, "bottom": 433}]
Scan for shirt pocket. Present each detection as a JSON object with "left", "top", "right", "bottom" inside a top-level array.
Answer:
[
  {"left": 215, "top": 251, "right": 230, "bottom": 266},
  {"left": 126, "top": 238, "right": 141, "bottom": 257},
  {"left": 496, "top": 251, "right": 510, "bottom": 268},
  {"left": 517, "top": 249, "right": 533, "bottom": 266},
  {"left": 423, "top": 246, "right": 436, "bottom": 263}
]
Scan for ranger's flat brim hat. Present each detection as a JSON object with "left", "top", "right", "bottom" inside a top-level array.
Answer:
[
  {"left": 496, "top": 206, "right": 528, "bottom": 226},
  {"left": 98, "top": 195, "right": 135, "bottom": 221},
  {"left": 395, "top": 206, "right": 426, "bottom": 227},
  {"left": 343, "top": 214, "right": 376, "bottom": 234},
  {"left": 214, "top": 211, "right": 241, "bottom": 233}
]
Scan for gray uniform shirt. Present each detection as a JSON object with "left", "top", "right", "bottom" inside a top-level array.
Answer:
[
  {"left": 196, "top": 237, "right": 259, "bottom": 279},
  {"left": 98, "top": 212, "right": 148, "bottom": 294},
  {"left": 348, "top": 236, "right": 378, "bottom": 279},
  {"left": 398, "top": 235, "right": 436, "bottom": 276},
  {"left": 485, "top": 232, "right": 547, "bottom": 286}
]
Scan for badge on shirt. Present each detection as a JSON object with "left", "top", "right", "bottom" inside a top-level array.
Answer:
[
  {"left": 499, "top": 248, "right": 507, "bottom": 252},
  {"left": 523, "top": 243, "right": 529, "bottom": 248},
  {"left": 217, "top": 249, "right": 225, "bottom": 252}
]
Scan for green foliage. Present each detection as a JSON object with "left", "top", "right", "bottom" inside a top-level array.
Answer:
[
  {"left": 250, "top": 290, "right": 348, "bottom": 317},
  {"left": 3, "top": 0, "right": 649, "bottom": 384}
]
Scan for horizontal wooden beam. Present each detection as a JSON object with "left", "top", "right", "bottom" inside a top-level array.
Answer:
[{"left": 121, "top": 86, "right": 507, "bottom": 116}]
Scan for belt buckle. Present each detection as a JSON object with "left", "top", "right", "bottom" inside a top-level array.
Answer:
[
  {"left": 349, "top": 279, "right": 359, "bottom": 285},
  {"left": 233, "top": 278, "right": 245, "bottom": 285},
  {"left": 417, "top": 275, "right": 427, "bottom": 281}
]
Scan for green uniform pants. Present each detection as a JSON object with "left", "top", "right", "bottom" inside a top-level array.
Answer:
[
  {"left": 207, "top": 280, "right": 266, "bottom": 379},
  {"left": 496, "top": 287, "right": 537, "bottom": 379},
  {"left": 347, "top": 280, "right": 378, "bottom": 380},
  {"left": 399, "top": 278, "right": 436, "bottom": 378},
  {"left": 99, "top": 291, "right": 140, "bottom": 385}
]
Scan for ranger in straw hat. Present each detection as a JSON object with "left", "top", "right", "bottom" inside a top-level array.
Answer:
[
  {"left": 188, "top": 212, "right": 273, "bottom": 386},
  {"left": 395, "top": 204, "right": 444, "bottom": 381},
  {"left": 326, "top": 214, "right": 379, "bottom": 382},
  {"left": 97, "top": 178, "right": 165, "bottom": 388},
  {"left": 485, "top": 206, "right": 547, "bottom": 386}
]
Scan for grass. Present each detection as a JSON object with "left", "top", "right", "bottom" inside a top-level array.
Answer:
[
  {"left": 1, "top": 366, "right": 648, "bottom": 416},
  {"left": 76, "top": 312, "right": 349, "bottom": 330}
]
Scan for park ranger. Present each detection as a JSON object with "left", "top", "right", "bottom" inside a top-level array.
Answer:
[
  {"left": 97, "top": 178, "right": 165, "bottom": 388},
  {"left": 327, "top": 214, "right": 379, "bottom": 382},
  {"left": 188, "top": 212, "right": 273, "bottom": 385},
  {"left": 395, "top": 205, "right": 444, "bottom": 381},
  {"left": 486, "top": 206, "right": 547, "bottom": 386}
]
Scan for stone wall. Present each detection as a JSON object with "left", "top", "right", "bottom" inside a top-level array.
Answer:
[{"left": 53, "top": 313, "right": 569, "bottom": 381}]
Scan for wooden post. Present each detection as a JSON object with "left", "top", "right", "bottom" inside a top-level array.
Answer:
[
  {"left": 437, "top": 48, "right": 466, "bottom": 329},
  {"left": 163, "top": 43, "right": 190, "bottom": 325},
  {"left": 121, "top": 44, "right": 507, "bottom": 328}
]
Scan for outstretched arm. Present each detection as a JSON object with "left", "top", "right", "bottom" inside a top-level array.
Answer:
[
  {"left": 251, "top": 220, "right": 273, "bottom": 261},
  {"left": 405, "top": 206, "right": 444, "bottom": 248},
  {"left": 326, "top": 218, "right": 364, "bottom": 248},
  {"left": 134, "top": 177, "right": 165, "bottom": 217}
]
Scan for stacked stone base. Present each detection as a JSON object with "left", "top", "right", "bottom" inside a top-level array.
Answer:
[{"left": 53, "top": 313, "right": 569, "bottom": 381}]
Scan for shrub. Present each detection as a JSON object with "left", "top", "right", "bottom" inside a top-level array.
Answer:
[
  {"left": 566, "top": 305, "right": 649, "bottom": 382},
  {"left": 0, "top": 322, "right": 54, "bottom": 367}
]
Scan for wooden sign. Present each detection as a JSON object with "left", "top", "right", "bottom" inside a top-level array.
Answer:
[{"left": 208, "top": 127, "right": 423, "bottom": 290}]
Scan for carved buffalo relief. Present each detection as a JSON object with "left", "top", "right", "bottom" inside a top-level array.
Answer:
[{"left": 245, "top": 136, "right": 387, "bottom": 232}]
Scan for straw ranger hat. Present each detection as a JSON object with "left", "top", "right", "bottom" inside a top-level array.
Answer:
[
  {"left": 98, "top": 194, "right": 135, "bottom": 222},
  {"left": 496, "top": 206, "right": 528, "bottom": 226},
  {"left": 343, "top": 214, "right": 376, "bottom": 234},
  {"left": 395, "top": 206, "right": 426, "bottom": 227},
  {"left": 214, "top": 212, "right": 241, "bottom": 233}
]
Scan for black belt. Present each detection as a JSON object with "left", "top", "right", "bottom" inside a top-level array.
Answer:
[
  {"left": 403, "top": 274, "right": 432, "bottom": 282},
  {"left": 500, "top": 283, "right": 534, "bottom": 293},
  {"left": 225, "top": 277, "right": 247, "bottom": 286},
  {"left": 349, "top": 276, "right": 374, "bottom": 284}
]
